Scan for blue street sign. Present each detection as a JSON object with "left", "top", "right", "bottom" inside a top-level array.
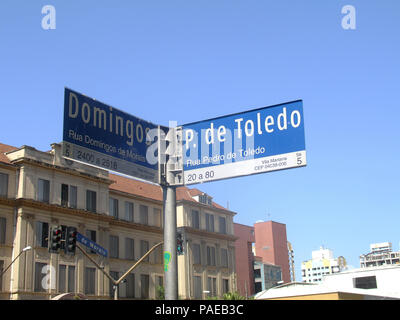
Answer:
[
  {"left": 62, "top": 88, "right": 159, "bottom": 183},
  {"left": 76, "top": 232, "right": 108, "bottom": 257},
  {"left": 182, "top": 100, "right": 306, "bottom": 185}
]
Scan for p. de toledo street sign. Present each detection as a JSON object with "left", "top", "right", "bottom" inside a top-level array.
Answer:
[
  {"left": 182, "top": 100, "right": 306, "bottom": 185},
  {"left": 62, "top": 88, "right": 160, "bottom": 183}
]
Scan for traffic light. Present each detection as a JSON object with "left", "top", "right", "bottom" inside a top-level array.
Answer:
[
  {"left": 49, "top": 226, "right": 62, "bottom": 253},
  {"left": 177, "top": 232, "right": 184, "bottom": 255},
  {"left": 65, "top": 227, "right": 77, "bottom": 255}
]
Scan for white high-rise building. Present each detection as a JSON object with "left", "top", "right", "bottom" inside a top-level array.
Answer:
[
  {"left": 360, "top": 242, "right": 400, "bottom": 268},
  {"left": 301, "top": 246, "right": 346, "bottom": 283}
]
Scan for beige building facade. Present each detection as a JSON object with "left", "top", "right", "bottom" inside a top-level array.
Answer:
[
  {"left": 176, "top": 189, "right": 237, "bottom": 299},
  {"left": 0, "top": 141, "right": 237, "bottom": 300}
]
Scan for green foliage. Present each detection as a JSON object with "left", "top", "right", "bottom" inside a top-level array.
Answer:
[
  {"left": 222, "top": 292, "right": 247, "bottom": 300},
  {"left": 206, "top": 291, "right": 251, "bottom": 300}
]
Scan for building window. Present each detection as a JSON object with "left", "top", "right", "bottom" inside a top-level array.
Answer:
[
  {"left": 192, "top": 210, "right": 200, "bottom": 229},
  {"left": 207, "top": 277, "right": 217, "bottom": 297},
  {"left": 156, "top": 275, "right": 163, "bottom": 288},
  {"left": 153, "top": 208, "right": 161, "bottom": 227},
  {"left": 207, "top": 246, "right": 216, "bottom": 266},
  {"left": 68, "top": 266, "right": 76, "bottom": 293},
  {"left": 0, "top": 217, "right": 6, "bottom": 244},
  {"left": 109, "top": 198, "right": 119, "bottom": 218},
  {"left": 86, "top": 190, "right": 97, "bottom": 213},
  {"left": 219, "top": 217, "right": 226, "bottom": 234},
  {"left": 155, "top": 275, "right": 163, "bottom": 298},
  {"left": 254, "top": 281, "right": 262, "bottom": 293},
  {"left": 34, "top": 262, "right": 47, "bottom": 292},
  {"left": 205, "top": 213, "right": 214, "bottom": 232},
  {"left": 36, "top": 221, "right": 49, "bottom": 248},
  {"left": 38, "top": 178, "right": 50, "bottom": 203},
  {"left": 332, "top": 266, "right": 340, "bottom": 273},
  {"left": 193, "top": 276, "right": 202, "bottom": 299},
  {"left": 109, "top": 235, "right": 119, "bottom": 259},
  {"left": 61, "top": 185, "right": 68, "bottom": 207},
  {"left": 222, "top": 279, "right": 230, "bottom": 294},
  {"left": 61, "top": 184, "right": 77, "bottom": 208},
  {"left": 125, "top": 238, "right": 135, "bottom": 260},
  {"left": 125, "top": 201, "right": 134, "bottom": 222},
  {"left": 70, "top": 186, "right": 77, "bottom": 208},
  {"left": 140, "top": 274, "right": 150, "bottom": 299},
  {"left": 193, "top": 243, "right": 201, "bottom": 265},
  {"left": 221, "top": 248, "right": 228, "bottom": 267},
  {"left": 199, "top": 194, "right": 212, "bottom": 206},
  {"left": 140, "top": 240, "right": 149, "bottom": 262},
  {"left": 354, "top": 276, "right": 377, "bottom": 289},
  {"left": 126, "top": 273, "right": 135, "bottom": 298},
  {"left": 84, "top": 267, "right": 96, "bottom": 295},
  {"left": 199, "top": 194, "right": 207, "bottom": 204},
  {"left": 139, "top": 205, "right": 148, "bottom": 225},
  {"left": 58, "top": 265, "right": 67, "bottom": 293},
  {"left": 0, "top": 173, "right": 8, "bottom": 197},
  {"left": 276, "top": 270, "right": 282, "bottom": 281}
]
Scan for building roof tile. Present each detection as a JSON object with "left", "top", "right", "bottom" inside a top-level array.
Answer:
[{"left": 0, "top": 142, "right": 18, "bottom": 164}]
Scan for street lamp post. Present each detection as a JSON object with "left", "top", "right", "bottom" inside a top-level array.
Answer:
[{"left": 0, "top": 246, "right": 32, "bottom": 279}]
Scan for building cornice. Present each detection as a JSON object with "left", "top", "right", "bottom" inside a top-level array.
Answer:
[
  {"left": 10, "top": 157, "right": 113, "bottom": 185},
  {"left": 180, "top": 226, "right": 238, "bottom": 242},
  {"left": 0, "top": 197, "right": 162, "bottom": 235},
  {"left": 177, "top": 199, "right": 236, "bottom": 216},
  {"left": 108, "top": 188, "right": 163, "bottom": 206},
  {"left": 0, "top": 162, "right": 17, "bottom": 171}
]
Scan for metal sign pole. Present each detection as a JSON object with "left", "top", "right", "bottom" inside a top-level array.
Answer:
[
  {"left": 161, "top": 125, "right": 182, "bottom": 300},
  {"left": 163, "top": 184, "right": 178, "bottom": 300}
]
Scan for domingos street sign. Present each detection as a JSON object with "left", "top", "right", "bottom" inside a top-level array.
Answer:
[
  {"left": 62, "top": 88, "right": 160, "bottom": 183},
  {"left": 181, "top": 100, "right": 306, "bottom": 185}
]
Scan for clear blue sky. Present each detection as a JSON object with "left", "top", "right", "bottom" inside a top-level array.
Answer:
[{"left": 1, "top": 1, "right": 399, "bottom": 279}]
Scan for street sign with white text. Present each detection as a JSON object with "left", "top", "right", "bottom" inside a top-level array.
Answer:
[
  {"left": 62, "top": 88, "right": 160, "bottom": 183},
  {"left": 76, "top": 232, "right": 108, "bottom": 257},
  {"left": 181, "top": 100, "right": 306, "bottom": 185}
]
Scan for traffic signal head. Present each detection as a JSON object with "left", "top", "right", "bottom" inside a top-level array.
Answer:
[
  {"left": 177, "top": 232, "right": 184, "bottom": 255},
  {"left": 49, "top": 226, "right": 62, "bottom": 253},
  {"left": 65, "top": 227, "right": 77, "bottom": 255}
]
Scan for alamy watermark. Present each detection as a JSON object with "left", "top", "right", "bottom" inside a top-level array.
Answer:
[
  {"left": 342, "top": 5, "right": 356, "bottom": 30},
  {"left": 40, "top": 4, "right": 356, "bottom": 31},
  {"left": 40, "top": 264, "right": 56, "bottom": 290},
  {"left": 41, "top": 5, "right": 56, "bottom": 30}
]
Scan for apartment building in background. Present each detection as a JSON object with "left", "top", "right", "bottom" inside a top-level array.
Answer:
[
  {"left": 234, "top": 220, "right": 291, "bottom": 296},
  {"left": 0, "top": 141, "right": 236, "bottom": 300},
  {"left": 360, "top": 242, "right": 400, "bottom": 268},
  {"left": 253, "top": 257, "right": 282, "bottom": 293},
  {"left": 288, "top": 241, "right": 295, "bottom": 282},
  {"left": 301, "top": 246, "right": 347, "bottom": 283},
  {"left": 233, "top": 223, "right": 255, "bottom": 297},
  {"left": 253, "top": 221, "right": 291, "bottom": 283}
]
